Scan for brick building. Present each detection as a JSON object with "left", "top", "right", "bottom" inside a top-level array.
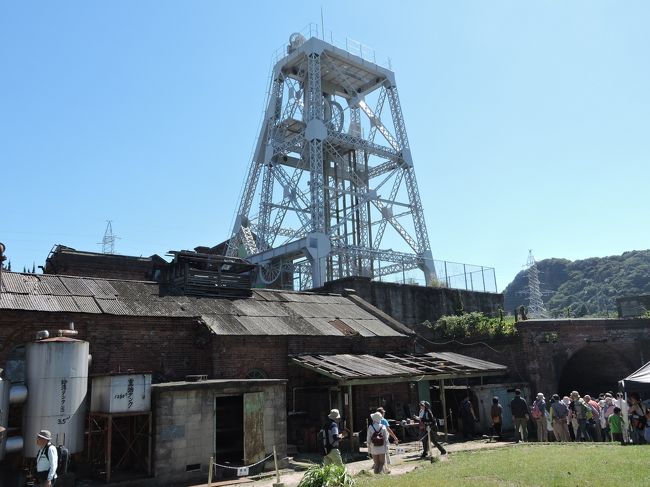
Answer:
[
  {"left": 0, "top": 268, "right": 507, "bottom": 483},
  {"left": 43, "top": 245, "right": 167, "bottom": 281}
]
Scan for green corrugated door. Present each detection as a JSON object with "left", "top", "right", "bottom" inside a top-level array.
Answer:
[{"left": 243, "top": 392, "right": 265, "bottom": 465}]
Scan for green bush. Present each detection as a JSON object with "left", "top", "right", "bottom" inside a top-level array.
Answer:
[
  {"left": 297, "top": 464, "right": 356, "bottom": 487},
  {"left": 428, "top": 312, "right": 517, "bottom": 339}
]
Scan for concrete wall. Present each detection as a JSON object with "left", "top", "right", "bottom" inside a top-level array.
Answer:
[
  {"left": 152, "top": 380, "right": 286, "bottom": 485},
  {"left": 317, "top": 277, "right": 504, "bottom": 327}
]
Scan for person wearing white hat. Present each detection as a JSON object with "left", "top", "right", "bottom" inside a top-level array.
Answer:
[
  {"left": 35, "top": 430, "right": 58, "bottom": 486},
  {"left": 322, "top": 409, "right": 344, "bottom": 466},
  {"left": 367, "top": 412, "right": 388, "bottom": 474}
]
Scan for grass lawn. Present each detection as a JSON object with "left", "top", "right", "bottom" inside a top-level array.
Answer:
[{"left": 355, "top": 443, "right": 650, "bottom": 487}]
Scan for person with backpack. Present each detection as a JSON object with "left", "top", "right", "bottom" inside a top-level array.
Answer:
[
  {"left": 570, "top": 391, "right": 591, "bottom": 441},
  {"left": 584, "top": 395, "right": 602, "bottom": 441},
  {"left": 531, "top": 393, "right": 548, "bottom": 442},
  {"left": 549, "top": 393, "right": 570, "bottom": 442},
  {"left": 376, "top": 407, "right": 398, "bottom": 474},
  {"left": 510, "top": 389, "right": 530, "bottom": 443},
  {"left": 34, "top": 430, "right": 57, "bottom": 486},
  {"left": 367, "top": 412, "right": 388, "bottom": 474},
  {"left": 321, "top": 409, "right": 344, "bottom": 466}
]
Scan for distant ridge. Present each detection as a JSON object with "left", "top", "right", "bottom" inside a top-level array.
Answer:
[{"left": 503, "top": 250, "right": 650, "bottom": 317}]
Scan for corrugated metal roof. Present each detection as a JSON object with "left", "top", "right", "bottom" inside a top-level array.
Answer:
[
  {"left": 37, "top": 275, "right": 71, "bottom": 295},
  {"left": 0, "top": 272, "right": 407, "bottom": 338},
  {"left": 292, "top": 352, "right": 507, "bottom": 384},
  {"left": 1, "top": 273, "right": 39, "bottom": 294}
]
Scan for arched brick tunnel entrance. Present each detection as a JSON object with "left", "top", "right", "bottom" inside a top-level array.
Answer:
[{"left": 557, "top": 344, "right": 637, "bottom": 396}]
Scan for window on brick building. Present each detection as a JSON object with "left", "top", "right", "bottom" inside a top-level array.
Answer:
[{"left": 245, "top": 368, "right": 268, "bottom": 380}]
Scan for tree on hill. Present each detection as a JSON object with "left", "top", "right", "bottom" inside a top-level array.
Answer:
[{"left": 503, "top": 250, "right": 650, "bottom": 317}]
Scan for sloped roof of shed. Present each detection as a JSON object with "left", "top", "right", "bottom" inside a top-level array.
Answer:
[{"left": 0, "top": 272, "right": 407, "bottom": 338}]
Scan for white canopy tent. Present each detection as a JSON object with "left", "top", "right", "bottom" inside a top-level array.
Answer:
[{"left": 620, "top": 361, "right": 650, "bottom": 396}]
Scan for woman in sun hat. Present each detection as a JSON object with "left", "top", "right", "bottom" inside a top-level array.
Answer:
[{"left": 367, "top": 412, "right": 388, "bottom": 474}]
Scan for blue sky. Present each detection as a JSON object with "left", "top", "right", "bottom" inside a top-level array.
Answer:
[{"left": 1, "top": 1, "right": 648, "bottom": 290}]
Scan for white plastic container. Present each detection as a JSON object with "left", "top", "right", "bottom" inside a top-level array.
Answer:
[{"left": 90, "top": 374, "right": 151, "bottom": 413}]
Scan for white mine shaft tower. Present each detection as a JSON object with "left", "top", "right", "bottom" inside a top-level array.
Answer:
[{"left": 227, "top": 33, "right": 435, "bottom": 289}]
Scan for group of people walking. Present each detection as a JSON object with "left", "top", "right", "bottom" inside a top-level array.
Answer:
[
  {"left": 496, "top": 388, "right": 644, "bottom": 444},
  {"left": 321, "top": 401, "right": 447, "bottom": 476}
]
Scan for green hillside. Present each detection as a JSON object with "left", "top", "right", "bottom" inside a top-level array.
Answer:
[{"left": 503, "top": 250, "right": 650, "bottom": 317}]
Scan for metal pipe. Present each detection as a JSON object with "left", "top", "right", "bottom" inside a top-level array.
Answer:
[
  {"left": 57, "top": 329, "right": 79, "bottom": 338},
  {"left": 35, "top": 330, "right": 49, "bottom": 341},
  {"left": 9, "top": 384, "right": 27, "bottom": 405},
  {"left": 5, "top": 436, "right": 23, "bottom": 453}
]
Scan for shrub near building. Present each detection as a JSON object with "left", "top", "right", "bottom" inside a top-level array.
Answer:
[{"left": 426, "top": 312, "right": 517, "bottom": 340}]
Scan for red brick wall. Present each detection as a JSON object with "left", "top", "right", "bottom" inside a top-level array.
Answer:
[
  {"left": 211, "top": 334, "right": 414, "bottom": 380},
  {"left": 0, "top": 311, "right": 211, "bottom": 382}
]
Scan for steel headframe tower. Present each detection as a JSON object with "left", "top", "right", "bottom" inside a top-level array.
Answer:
[
  {"left": 525, "top": 250, "right": 548, "bottom": 318},
  {"left": 227, "top": 33, "right": 435, "bottom": 289}
]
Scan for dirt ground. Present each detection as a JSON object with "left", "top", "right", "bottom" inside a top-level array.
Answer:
[{"left": 192, "top": 438, "right": 515, "bottom": 487}]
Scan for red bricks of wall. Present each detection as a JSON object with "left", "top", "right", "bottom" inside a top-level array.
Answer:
[
  {"left": 0, "top": 311, "right": 211, "bottom": 382},
  {"left": 211, "top": 335, "right": 414, "bottom": 379}
]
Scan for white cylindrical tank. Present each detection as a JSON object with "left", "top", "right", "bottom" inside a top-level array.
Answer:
[
  {"left": 0, "top": 377, "right": 10, "bottom": 461},
  {"left": 24, "top": 337, "right": 89, "bottom": 457}
]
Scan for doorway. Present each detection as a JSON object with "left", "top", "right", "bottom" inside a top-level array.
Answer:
[{"left": 214, "top": 396, "right": 244, "bottom": 465}]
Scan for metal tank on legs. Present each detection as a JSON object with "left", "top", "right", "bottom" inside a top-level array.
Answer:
[{"left": 24, "top": 336, "right": 89, "bottom": 457}]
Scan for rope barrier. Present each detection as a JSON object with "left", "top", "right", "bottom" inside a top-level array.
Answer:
[{"left": 211, "top": 452, "right": 275, "bottom": 472}]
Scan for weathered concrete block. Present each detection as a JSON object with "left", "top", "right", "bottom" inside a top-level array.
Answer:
[{"left": 159, "top": 424, "right": 185, "bottom": 441}]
